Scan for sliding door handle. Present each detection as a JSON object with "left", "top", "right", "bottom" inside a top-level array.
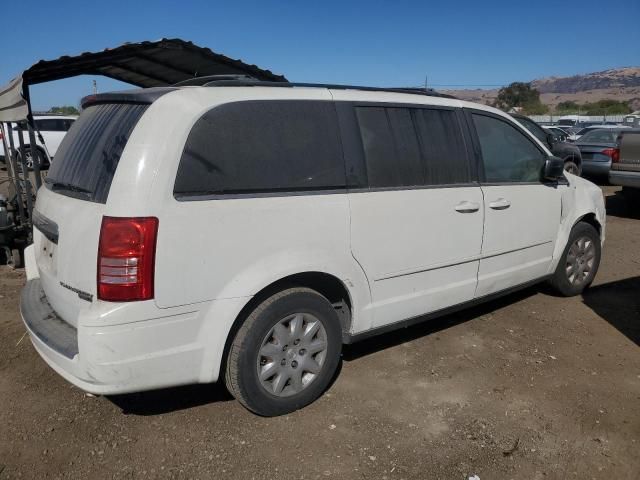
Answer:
[
  {"left": 489, "top": 198, "right": 511, "bottom": 210},
  {"left": 455, "top": 201, "right": 480, "bottom": 213}
]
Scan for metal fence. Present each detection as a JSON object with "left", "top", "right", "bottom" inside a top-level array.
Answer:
[{"left": 528, "top": 114, "right": 627, "bottom": 124}]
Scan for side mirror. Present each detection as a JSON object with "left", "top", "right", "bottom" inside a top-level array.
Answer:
[
  {"left": 546, "top": 132, "right": 556, "bottom": 146},
  {"left": 543, "top": 156, "right": 565, "bottom": 181}
]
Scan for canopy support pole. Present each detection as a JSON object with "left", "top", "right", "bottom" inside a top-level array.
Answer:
[
  {"left": 22, "top": 84, "right": 43, "bottom": 190},
  {"left": 2, "top": 123, "right": 27, "bottom": 225},
  {"left": 14, "top": 123, "right": 34, "bottom": 221}
]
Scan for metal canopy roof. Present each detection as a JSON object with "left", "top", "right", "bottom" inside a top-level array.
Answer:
[
  {"left": 21, "top": 38, "right": 287, "bottom": 87},
  {"left": 0, "top": 38, "right": 287, "bottom": 121}
]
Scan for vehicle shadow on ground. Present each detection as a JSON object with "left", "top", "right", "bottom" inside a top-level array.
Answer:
[
  {"left": 342, "top": 287, "right": 537, "bottom": 361},
  {"left": 108, "top": 288, "right": 539, "bottom": 415},
  {"left": 582, "top": 276, "right": 640, "bottom": 347},
  {"left": 605, "top": 189, "right": 640, "bottom": 220},
  {"left": 108, "top": 382, "right": 234, "bottom": 416}
]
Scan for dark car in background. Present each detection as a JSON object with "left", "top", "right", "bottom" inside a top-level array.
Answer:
[
  {"left": 512, "top": 114, "right": 582, "bottom": 175},
  {"left": 543, "top": 125, "right": 572, "bottom": 141},
  {"left": 575, "top": 128, "right": 627, "bottom": 178}
]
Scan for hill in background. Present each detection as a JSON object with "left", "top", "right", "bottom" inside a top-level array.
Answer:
[{"left": 442, "top": 67, "right": 640, "bottom": 111}]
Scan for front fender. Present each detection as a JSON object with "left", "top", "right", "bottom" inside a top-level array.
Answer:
[{"left": 549, "top": 174, "right": 605, "bottom": 274}]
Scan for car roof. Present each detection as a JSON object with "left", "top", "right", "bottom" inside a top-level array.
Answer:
[{"left": 85, "top": 82, "right": 513, "bottom": 120}]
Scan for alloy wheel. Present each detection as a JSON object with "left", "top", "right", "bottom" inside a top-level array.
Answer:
[
  {"left": 256, "top": 312, "right": 328, "bottom": 397},
  {"left": 565, "top": 236, "right": 596, "bottom": 286}
]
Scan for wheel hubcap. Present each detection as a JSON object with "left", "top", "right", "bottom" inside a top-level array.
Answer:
[
  {"left": 256, "top": 312, "right": 328, "bottom": 397},
  {"left": 564, "top": 163, "right": 579, "bottom": 175},
  {"left": 566, "top": 236, "right": 595, "bottom": 286}
]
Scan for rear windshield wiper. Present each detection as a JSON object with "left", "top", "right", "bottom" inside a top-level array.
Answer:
[{"left": 44, "top": 178, "right": 93, "bottom": 198}]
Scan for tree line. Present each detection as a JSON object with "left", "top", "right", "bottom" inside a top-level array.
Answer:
[{"left": 493, "top": 82, "right": 632, "bottom": 115}]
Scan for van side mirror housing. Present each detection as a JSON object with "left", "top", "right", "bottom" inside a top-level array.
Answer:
[{"left": 543, "top": 156, "right": 565, "bottom": 181}]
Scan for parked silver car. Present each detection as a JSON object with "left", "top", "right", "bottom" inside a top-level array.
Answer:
[
  {"left": 609, "top": 130, "right": 640, "bottom": 195},
  {"left": 575, "top": 128, "right": 627, "bottom": 177}
]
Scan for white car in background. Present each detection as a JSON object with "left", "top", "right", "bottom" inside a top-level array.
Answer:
[{"left": 0, "top": 115, "right": 76, "bottom": 169}]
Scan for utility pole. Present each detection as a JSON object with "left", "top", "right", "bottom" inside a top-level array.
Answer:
[
  {"left": 424, "top": 75, "right": 428, "bottom": 91},
  {"left": 93, "top": 79, "right": 97, "bottom": 95}
]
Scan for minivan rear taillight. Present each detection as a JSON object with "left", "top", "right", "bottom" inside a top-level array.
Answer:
[
  {"left": 601, "top": 147, "right": 620, "bottom": 163},
  {"left": 97, "top": 217, "right": 158, "bottom": 301}
]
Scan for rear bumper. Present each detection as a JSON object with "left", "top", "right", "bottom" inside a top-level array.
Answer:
[
  {"left": 609, "top": 170, "right": 640, "bottom": 188},
  {"left": 582, "top": 160, "right": 611, "bottom": 177},
  {"left": 21, "top": 279, "right": 78, "bottom": 359},
  {"left": 20, "top": 275, "right": 219, "bottom": 395}
]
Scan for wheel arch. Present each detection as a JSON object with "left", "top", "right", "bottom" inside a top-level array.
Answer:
[
  {"left": 211, "top": 271, "right": 353, "bottom": 384},
  {"left": 574, "top": 212, "right": 602, "bottom": 236},
  {"left": 230, "top": 271, "right": 352, "bottom": 343}
]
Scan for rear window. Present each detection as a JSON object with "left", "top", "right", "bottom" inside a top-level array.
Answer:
[
  {"left": 578, "top": 129, "right": 619, "bottom": 143},
  {"left": 45, "top": 104, "right": 147, "bottom": 203},
  {"left": 174, "top": 101, "right": 346, "bottom": 197}
]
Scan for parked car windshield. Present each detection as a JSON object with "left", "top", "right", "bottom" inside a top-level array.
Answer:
[
  {"left": 578, "top": 129, "right": 620, "bottom": 143},
  {"left": 516, "top": 117, "right": 547, "bottom": 143}
]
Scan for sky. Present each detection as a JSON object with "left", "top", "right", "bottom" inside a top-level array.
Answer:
[{"left": 2, "top": 0, "right": 638, "bottom": 111}]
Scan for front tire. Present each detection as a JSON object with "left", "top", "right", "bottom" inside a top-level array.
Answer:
[
  {"left": 17, "top": 148, "right": 48, "bottom": 171},
  {"left": 225, "top": 287, "right": 342, "bottom": 416},
  {"left": 563, "top": 159, "right": 581, "bottom": 176},
  {"left": 549, "top": 222, "right": 601, "bottom": 296}
]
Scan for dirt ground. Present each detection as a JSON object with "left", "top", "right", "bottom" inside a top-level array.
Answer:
[{"left": 0, "top": 185, "right": 638, "bottom": 480}]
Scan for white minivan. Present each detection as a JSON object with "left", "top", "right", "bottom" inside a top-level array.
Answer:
[{"left": 20, "top": 82, "right": 605, "bottom": 416}]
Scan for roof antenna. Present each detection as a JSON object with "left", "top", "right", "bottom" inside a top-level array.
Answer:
[{"left": 424, "top": 74, "right": 428, "bottom": 91}]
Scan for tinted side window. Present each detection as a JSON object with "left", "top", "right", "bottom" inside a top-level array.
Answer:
[
  {"left": 355, "top": 107, "right": 424, "bottom": 188},
  {"left": 61, "top": 119, "right": 75, "bottom": 131},
  {"left": 413, "top": 109, "right": 471, "bottom": 184},
  {"left": 35, "top": 119, "right": 59, "bottom": 131},
  {"left": 34, "top": 119, "right": 73, "bottom": 131},
  {"left": 174, "top": 101, "right": 346, "bottom": 196},
  {"left": 472, "top": 114, "right": 545, "bottom": 183}
]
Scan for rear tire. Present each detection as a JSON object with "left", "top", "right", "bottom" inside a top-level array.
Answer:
[
  {"left": 549, "top": 222, "right": 601, "bottom": 296},
  {"left": 17, "top": 147, "right": 48, "bottom": 171},
  {"left": 225, "top": 287, "right": 342, "bottom": 416}
]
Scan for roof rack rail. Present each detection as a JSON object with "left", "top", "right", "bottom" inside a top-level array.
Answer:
[
  {"left": 191, "top": 78, "right": 457, "bottom": 99},
  {"left": 173, "top": 74, "right": 262, "bottom": 87}
]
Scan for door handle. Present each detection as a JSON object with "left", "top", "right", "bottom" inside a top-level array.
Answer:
[
  {"left": 489, "top": 198, "right": 511, "bottom": 210},
  {"left": 455, "top": 201, "right": 480, "bottom": 213}
]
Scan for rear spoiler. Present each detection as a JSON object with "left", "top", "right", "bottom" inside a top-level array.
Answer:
[{"left": 81, "top": 87, "right": 178, "bottom": 108}]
